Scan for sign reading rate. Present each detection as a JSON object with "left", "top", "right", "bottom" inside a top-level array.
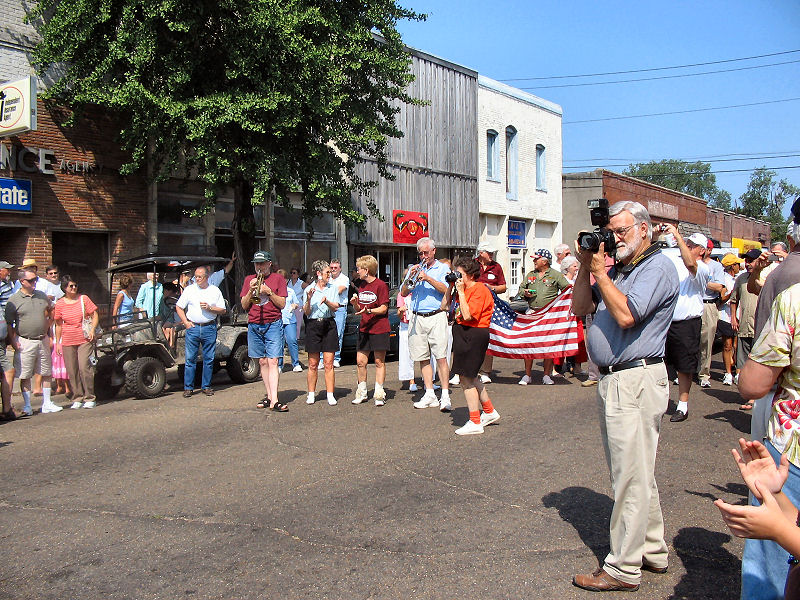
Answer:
[
  {"left": 0, "top": 177, "right": 32, "bottom": 213},
  {"left": 0, "top": 77, "right": 37, "bottom": 137}
]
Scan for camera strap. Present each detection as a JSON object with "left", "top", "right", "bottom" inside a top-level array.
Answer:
[{"left": 614, "top": 243, "right": 662, "bottom": 276}]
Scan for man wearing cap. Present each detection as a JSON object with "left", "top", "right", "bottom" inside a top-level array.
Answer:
[
  {"left": 475, "top": 241, "right": 506, "bottom": 384},
  {"left": 571, "top": 201, "right": 679, "bottom": 592},
  {"left": 516, "top": 248, "right": 570, "bottom": 385},
  {"left": 5, "top": 268, "right": 63, "bottom": 415},
  {"left": 241, "top": 251, "right": 287, "bottom": 411},
  {"left": 12, "top": 259, "right": 63, "bottom": 301},
  {"left": 698, "top": 239, "right": 727, "bottom": 388},
  {"left": 718, "top": 254, "right": 742, "bottom": 386},
  {"left": 731, "top": 249, "right": 763, "bottom": 400},
  {"left": 659, "top": 228, "right": 716, "bottom": 423}
]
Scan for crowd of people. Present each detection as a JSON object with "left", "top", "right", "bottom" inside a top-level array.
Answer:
[{"left": 2, "top": 199, "right": 799, "bottom": 597}]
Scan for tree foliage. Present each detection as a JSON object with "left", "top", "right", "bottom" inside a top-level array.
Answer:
[
  {"left": 30, "top": 0, "right": 424, "bottom": 275},
  {"left": 623, "top": 159, "right": 732, "bottom": 210},
  {"left": 738, "top": 167, "right": 800, "bottom": 241}
]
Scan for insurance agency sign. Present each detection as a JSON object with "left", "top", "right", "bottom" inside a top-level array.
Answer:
[{"left": 1, "top": 76, "right": 37, "bottom": 137}]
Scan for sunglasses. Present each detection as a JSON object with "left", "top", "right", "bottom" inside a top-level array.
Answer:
[
  {"left": 66, "top": 283, "right": 78, "bottom": 289},
  {"left": 23, "top": 277, "right": 38, "bottom": 283}
]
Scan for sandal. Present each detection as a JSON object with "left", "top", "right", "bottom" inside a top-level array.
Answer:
[
  {"left": 0, "top": 410, "right": 17, "bottom": 421},
  {"left": 270, "top": 402, "right": 289, "bottom": 412},
  {"left": 740, "top": 402, "right": 754, "bottom": 411},
  {"left": 256, "top": 398, "right": 268, "bottom": 409}
]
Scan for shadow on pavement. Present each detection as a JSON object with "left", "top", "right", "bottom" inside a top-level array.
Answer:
[
  {"left": 668, "top": 527, "right": 740, "bottom": 600},
  {"left": 703, "top": 410, "right": 751, "bottom": 435},
  {"left": 685, "top": 481, "right": 749, "bottom": 504},
  {"left": 542, "top": 486, "right": 613, "bottom": 564}
]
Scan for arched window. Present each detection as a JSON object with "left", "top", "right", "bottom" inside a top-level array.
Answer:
[
  {"left": 486, "top": 130, "right": 499, "bottom": 180},
  {"left": 505, "top": 126, "right": 518, "bottom": 200},
  {"left": 536, "top": 144, "right": 546, "bottom": 191}
]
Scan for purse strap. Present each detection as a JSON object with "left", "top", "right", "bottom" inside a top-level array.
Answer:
[{"left": 80, "top": 294, "right": 86, "bottom": 319}]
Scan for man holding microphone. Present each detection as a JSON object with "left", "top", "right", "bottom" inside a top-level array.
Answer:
[{"left": 571, "top": 201, "right": 679, "bottom": 593}]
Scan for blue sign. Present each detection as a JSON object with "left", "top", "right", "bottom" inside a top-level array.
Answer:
[
  {"left": 508, "top": 219, "right": 526, "bottom": 247},
  {"left": 0, "top": 177, "right": 32, "bottom": 213}
]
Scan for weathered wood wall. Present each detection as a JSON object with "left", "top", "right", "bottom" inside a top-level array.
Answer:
[{"left": 350, "top": 49, "right": 479, "bottom": 248}]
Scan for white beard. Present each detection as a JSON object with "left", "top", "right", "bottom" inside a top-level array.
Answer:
[{"left": 615, "top": 235, "right": 643, "bottom": 262}]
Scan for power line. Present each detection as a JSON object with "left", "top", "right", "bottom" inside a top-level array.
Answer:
[
  {"left": 562, "top": 165, "right": 800, "bottom": 176},
  {"left": 563, "top": 153, "right": 800, "bottom": 169},
  {"left": 565, "top": 150, "right": 800, "bottom": 162},
  {"left": 563, "top": 97, "right": 800, "bottom": 125},
  {"left": 500, "top": 49, "right": 800, "bottom": 82},
  {"left": 519, "top": 59, "right": 800, "bottom": 90}
]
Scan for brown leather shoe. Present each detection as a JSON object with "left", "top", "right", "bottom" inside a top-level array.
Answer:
[
  {"left": 641, "top": 562, "right": 668, "bottom": 574},
  {"left": 573, "top": 568, "right": 639, "bottom": 592},
  {"left": 202, "top": 388, "right": 214, "bottom": 397},
  {"left": 183, "top": 390, "right": 193, "bottom": 398}
]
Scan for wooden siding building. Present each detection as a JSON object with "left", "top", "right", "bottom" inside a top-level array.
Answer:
[{"left": 348, "top": 48, "right": 479, "bottom": 287}]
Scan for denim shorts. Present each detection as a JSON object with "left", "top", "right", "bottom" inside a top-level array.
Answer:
[{"left": 247, "top": 320, "right": 284, "bottom": 359}]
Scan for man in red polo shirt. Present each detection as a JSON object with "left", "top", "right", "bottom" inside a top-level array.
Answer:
[{"left": 476, "top": 241, "right": 506, "bottom": 384}]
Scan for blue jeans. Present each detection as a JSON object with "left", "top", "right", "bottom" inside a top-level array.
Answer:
[
  {"left": 741, "top": 439, "right": 800, "bottom": 600},
  {"left": 278, "top": 322, "right": 299, "bottom": 369},
  {"left": 333, "top": 307, "right": 346, "bottom": 362},
  {"left": 184, "top": 323, "right": 217, "bottom": 390}
]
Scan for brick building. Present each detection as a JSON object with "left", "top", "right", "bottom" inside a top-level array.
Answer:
[{"left": 562, "top": 169, "right": 770, "bottom": 252}]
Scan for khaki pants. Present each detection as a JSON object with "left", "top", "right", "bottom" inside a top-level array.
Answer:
[
  {"left": 698, "top": 302, "right": 718, "bottom": 382},
  {"left": 62, "top": 342, "right": 95, "bottom": 402},
  {"left": 597, "top": 362, "right": 669, "bottom": 585}
]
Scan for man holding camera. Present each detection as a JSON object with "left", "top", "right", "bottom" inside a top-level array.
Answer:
[{"left": 571, "top": 201, "right": 679, "bottom": 593}]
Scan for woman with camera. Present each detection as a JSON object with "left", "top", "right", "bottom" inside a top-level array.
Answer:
[
  {"left": 449, "top": 256, "right": 499, "bottom": 435},
  {"left": 54, "top": 274, "right": 99, "bottom": 409}
]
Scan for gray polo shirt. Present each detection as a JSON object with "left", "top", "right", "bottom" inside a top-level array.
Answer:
[
  {"left": 754, "top": 250, "right": 800, "bottom": 339},
  {"left": 5, "top": 289, "right": 51, "bottom": 339},
  {"left": 586, "top": 251, "right": 679, "bottom": 368}
]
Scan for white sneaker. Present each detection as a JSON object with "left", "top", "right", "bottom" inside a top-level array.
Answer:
[
  {"left": 455, "top": 420, "right": 484, "bottom": 435},
  {"left": 542, "top": 375, "right": 554, "bottom": 385},
  {"left": 374, "top": 389, "right": 386, "bottom": 407},
  {"left": 306, "top": 394, "right": 316, "bottom": 405},
  {"left": 734, "top": 373, "right": 739, "bottom": 385},
  {"left": 333, "top": 360, "right": 341, "bottom": 368},
  {"left": 327, "top": 396, "right": 337, "bottom": 406},
  {"left": 700, "top": 379, "right": 711, "bottom": 388},
  {"left": 83, "top": 401, "right": 96, "bottom": 409},
  {"left": 408, "top": 382, "right": 418, "bottom": 392},
  {"left": 41, "top": 401, "right": 63, "bottom": 414},
  {"left": 413, "top": 394, "right": 439, "bottom": 409},
  {"left": 518, "top": 375, "right": 531, "bottom": 385},
  {"left": 479, "top": 373, "right": 492, "bottom": 384},
  {"left": 292, "top": 364, "right": 303, "bottom": 372},
  {"left": 70, "top": 401, "right": 83, "bottom": 409},
  {"left": 21, "top": 404, "right": 33, "bottom": 416},
  {"left": 449, "top": 374, "right": 460, "bottom": 386},
  {"left": 439, "top": 397, "right": 452, "bottom": 412},
  {"left": 480, "top": 410, "right": 500, "bottom": 426},
  {"left": 673, "top": 378, "right": 679, "bottom": 385},
  {"left": 352, "top": 386, "right": 369, "bottom": 404},
  {"left": 722, "top": 373, "right": 734, "bottom": 386}
]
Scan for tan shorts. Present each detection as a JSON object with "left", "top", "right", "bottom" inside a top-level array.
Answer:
[
  {"left": 15, "top": 336, "right": 52, "bottom": 379},
  {"left": 408, "top": 311, "right": 449, "bottom": 362}
]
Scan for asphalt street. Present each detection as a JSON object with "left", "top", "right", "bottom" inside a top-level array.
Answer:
[{"left": 0, "top": 353, "right": 750, "bottom": 600}]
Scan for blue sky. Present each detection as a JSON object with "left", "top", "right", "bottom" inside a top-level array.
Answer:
[{"left": 397, "top": 0, "right": 800, "bottom": 212}]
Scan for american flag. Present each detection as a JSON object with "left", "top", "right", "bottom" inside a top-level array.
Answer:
[{"left": 487, "top": 288, "right": 581, "bottom": 359}]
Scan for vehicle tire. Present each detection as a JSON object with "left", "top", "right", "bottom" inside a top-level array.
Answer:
[
  {"left": 94, "top": 371, "right": 123, "bottom": 401},
  {"left": 227, "top": 344, "right": 259, "bottom": 383},
  {"left": 125, "top": 356, "right": 167, "bottom": 399}
]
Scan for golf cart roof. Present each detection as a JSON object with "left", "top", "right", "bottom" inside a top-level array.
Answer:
[{"left": 107, "top": 254, "right": 228, "bottom": 274}]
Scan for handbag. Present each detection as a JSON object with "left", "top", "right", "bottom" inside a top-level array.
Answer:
[{"left": 80, "top": 295, "right": 94, "bottom": 339}]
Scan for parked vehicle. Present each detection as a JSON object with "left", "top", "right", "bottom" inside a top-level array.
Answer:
[{"left": 94, "top": 254, "right": 259, "bottom": 400}]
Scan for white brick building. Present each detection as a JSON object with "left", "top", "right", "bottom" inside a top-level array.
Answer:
[{"left": 478, "top": 76, "right": 562, "bottom": 297}]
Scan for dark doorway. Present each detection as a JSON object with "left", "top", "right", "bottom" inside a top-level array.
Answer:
[{"left": 52, "top": 231, "right": 110, "bottom": 304}]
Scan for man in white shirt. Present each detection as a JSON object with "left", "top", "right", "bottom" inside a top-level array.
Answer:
[
  {"left": 329, "top": 259, "right": 350, "bottom": 368},
  {"left": 176, "top": 266, "right": 227, "bottom": 397},
  {"left": 553, "top": 243, "right": 572, "bottom": 272},
  {"left": 660, "top": 229, "right": 713, "bottom": 423},
  {"left": 698, "top": 240, "right": 727, "bottom": 387}
]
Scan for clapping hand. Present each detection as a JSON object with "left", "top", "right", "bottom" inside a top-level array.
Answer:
[
  {"left": 731, "top": 438, "right": 789, "bottom": 500},
  {"left": 714, "top": 480, "right": 792, "bottom": 541}
]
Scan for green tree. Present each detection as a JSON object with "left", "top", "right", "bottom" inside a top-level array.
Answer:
[
  {"left": 30, "top": 0, "right": 424, "bottom": 281},
  {"left": 738, "top": 167, "right": 800, "bottom": 241},
  {"left": 623, "top": 159, "right": 732, "bottom": 209}
]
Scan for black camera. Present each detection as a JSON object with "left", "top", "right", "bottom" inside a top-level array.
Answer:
[
  {"left": 445, "top": 271, "right": 462, "bottom": 284},
  {"left": 577, "top": 198, "right": 617, "bottom": 255}
]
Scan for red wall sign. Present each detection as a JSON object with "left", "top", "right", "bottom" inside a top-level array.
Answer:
[{"left": 392, "top": 210, "right": 429, "bottom": 244}]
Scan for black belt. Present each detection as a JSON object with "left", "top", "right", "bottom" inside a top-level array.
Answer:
[
  {"left": 19, "top": 335, "right": 46, "bottom": 341},
  {"left": 412, "top": 309, "right": 443, "bottom": 317},
  {"left": 190, "top": 321, "right": 215, "bottom": 327},
  {"left": 703, "top": 299, "right": 718, "bottom": 303},
  {"left": 599, "top": 357, "right": 664, "bottom": 375}
]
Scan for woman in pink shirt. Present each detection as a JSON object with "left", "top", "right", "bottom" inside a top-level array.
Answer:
[{"left": 54, "top": 275, "right": 100, "bottom": 409}]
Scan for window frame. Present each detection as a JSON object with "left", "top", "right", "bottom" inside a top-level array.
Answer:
[{"left": 505, "top": 126, "right": 518, "bottom": 200}]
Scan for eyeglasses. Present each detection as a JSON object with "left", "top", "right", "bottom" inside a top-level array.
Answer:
[
  {"left": 66, "top": 283, "right": 77, "bottom": 289},
  {"left": 47, "top": 271, "right": 59, "bottom": 276},
  {"left": 608, "top": 224, "right": 635, "bottom": 238},
  {"left": 23, "top": 277, "right": 38, "bottom": 283},
  {"left": 418, "top": 250, "right": 433, "bottom": 256}
]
